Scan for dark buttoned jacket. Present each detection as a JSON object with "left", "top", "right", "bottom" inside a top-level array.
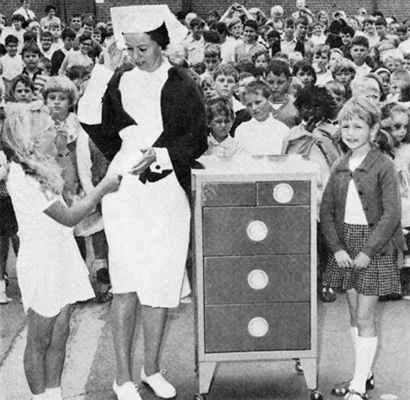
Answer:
[{"left": 320, "top": 148, "right": 406, "bottom": 258}]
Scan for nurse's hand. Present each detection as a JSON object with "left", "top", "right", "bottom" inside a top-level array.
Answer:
[
  {"left": 128, "top": 147, "right": 156, "bottom": 175},
  {"left": 100, "top": 37, "right": 123, "bottom": 71}
]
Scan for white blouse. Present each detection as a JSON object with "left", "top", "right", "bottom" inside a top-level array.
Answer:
[{"left": 344, "top": 154, "right": 368, "bottom": 224}]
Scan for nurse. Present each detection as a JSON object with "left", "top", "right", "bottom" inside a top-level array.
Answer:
[{"left": 78, "top": 5, "right": 207, "bottom": 400}]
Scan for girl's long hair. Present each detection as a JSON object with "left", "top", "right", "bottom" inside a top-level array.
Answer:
[{"left": 2, "top": 101, "right": 65, "bottom": 196}]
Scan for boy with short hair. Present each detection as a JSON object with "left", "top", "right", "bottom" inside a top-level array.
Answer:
[
  {"left": 399, "top": 24, "right": 410, "bottom": 56},
  {"left": 324, "top": 80, "right": 346, "bottom": 124},
  {"left": 8, "top": 14, "right": 25, "bottom": 52},
  {"left": 294, "top": 16, "right": 314, "bottom": 59},
  {"left": 310, "top": 21, "right": 326, "bottom": 46},
  {"left": 200, "top": 43, "right": 222, "bottom": 82},
  {"left": 204, "top": 97, "right": 245, "bottom": 156},
  {"left": 21, "top": 40, "right": 43, "bottom": 79},
  {"left": 362, "top": 15, "right": 379, "bottom": 49},
  {"left": 265, "top": 59, "right": 300, "bottom": 128},
  {"left": 21, "top": 40, "right": 48, "bottom": 98},
  {"left": 50, "top": 28, "right": 76, "bottom": 76},
  {"left": 373, "top": 17, "right": 400, "bottom": 68},
  {"left": 183, "top": 17, "right": 206, "bottom": 71},
  {"left": 281, "top": 17, "right": 297, "bottom": 55},
  {"left": 80, "top": 17, "right": 95, "bottom": 36},
  {"left": 331, "top": 57, "right": 357, "bottom": 99},
  {"left": 235, "top": 80, "right": 290, "bottom": 155},
  {"left": 70, "top": 14, "right": 82, "bottom": 34},
  {"left": 266, "top": 29, "right": 281, "bottom": 58},
  {"left": 389, "top": 68, "right": 410, "bottom": 102},
  {"left": 350, "top": 35, "right": 372, "bottom": 80},
  {"left": 201, "top": 76, "right": 216, "bottom": 102},
  {"left": 212, "top": 64, "right": 242, "bottom": 112},
  {"left": 340, "top": 25, "right": 355, "bottom": 60},
  {"left": 49, "top": 21, "right": 64, "bottom": 53},
  {"left": 59, "top": 33, "right": 94, "bottom": 75},
  {"left": 39, "top": 30, "right": 53, "bottom": 59},
  {"left": 312, "top": 43, "right": 333, "bottom": 86},
  {"left": 0, "top": 35, "right": 24, "bottom": 85}
]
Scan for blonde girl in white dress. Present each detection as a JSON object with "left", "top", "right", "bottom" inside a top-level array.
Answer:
[{"left": 3, "top": 102, "right": 121, "bottom": 400}]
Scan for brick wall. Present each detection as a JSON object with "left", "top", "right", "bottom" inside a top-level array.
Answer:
[
  {"left": 94, "top": 0, "right": 182, "bottom": 25},
  {"left": 0, "top": 0, "right": 409, "bottom": 26},
  {"left": 187, "top": 0, "right": 410, "bottom": 22}
]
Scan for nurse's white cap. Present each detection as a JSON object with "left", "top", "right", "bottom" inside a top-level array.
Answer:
[{"left": 111, "top": 5, "right": 188, "bottom": 49}]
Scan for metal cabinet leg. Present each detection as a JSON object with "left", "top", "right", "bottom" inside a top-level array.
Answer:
[
  {"left": 198, "top": 361, "right": 218, "bottom": 394},
  {"left": 299, "top": 358, "right": 317, "bottom": 390}
]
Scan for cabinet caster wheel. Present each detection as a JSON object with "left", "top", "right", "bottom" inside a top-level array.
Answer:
[
  {"left": 294, "top": 359, "right": 304, "bottom": 375},
  {"left": 310, "top": 390, "right": 323, "bottom": 400},
  {"left": 194, "top": 394, "right": 205, "bottom": 400}
]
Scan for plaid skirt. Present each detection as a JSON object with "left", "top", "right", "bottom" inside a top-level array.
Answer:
[{"left": 322, "top": 223, "right": 401, "bottom": 296}]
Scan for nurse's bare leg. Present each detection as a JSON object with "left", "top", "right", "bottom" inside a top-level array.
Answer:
[
  {"left": 111, "top": 292, "right": 139, "bottom": 385},
  {"left": 141, "top": 306, "right": 168, "bottom": 375}
]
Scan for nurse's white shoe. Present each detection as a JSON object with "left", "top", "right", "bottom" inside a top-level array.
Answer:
[
  {"left": 141, "top": 368, "right": 176, "bottom": 399},
  {"left": 113, "top": 380, "right": 142, "bottom": 400}
]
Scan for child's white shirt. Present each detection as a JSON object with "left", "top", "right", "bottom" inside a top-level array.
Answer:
[
  {"left": 344, "top": 154, "right": 368, "bottom": 224},
  {"left": 0, "top": 53, "right": 24, "bottom": 81},
  {"left": 315, "top": 68, "right": 333, "bottom": 87},
  {"left": 232, "top": 97, "right": 244, "bottom": 113},
  {"left": 352, "top": 63, "right": 372, "bottom": 82},
  {"left": 235, "top": 114, "right": 290, "bottom": 155},
  {"left": 399, "top": 38, "right": 410, "bottom": 56},
  {"left": 205, "top": 134, "right": 246, "bottom": 156}
]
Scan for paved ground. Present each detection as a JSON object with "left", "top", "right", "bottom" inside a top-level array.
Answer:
[{"left": 1, "top": 249, "right": 410, "bottom": 400}]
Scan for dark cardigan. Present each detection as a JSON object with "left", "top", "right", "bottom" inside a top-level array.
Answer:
[
  {"left": 81, "top": 65, "right": 208, "bottom": 196},
  {"left": 320, "top": 148, "right": 406, "bottom": 258}
]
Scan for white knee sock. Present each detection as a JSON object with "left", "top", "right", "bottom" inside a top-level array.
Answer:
[
  {"left": 350, "top": 336, "right": 377, "bottom": 393},
  {"left": 350, "top": 326, "right": 358, "bottom": 355},
  {"left": 350, "top": 327, "right": 373, "bottom": 380},
  {"left": 46, "top": 387, "right": 63, "bottom": 400}
]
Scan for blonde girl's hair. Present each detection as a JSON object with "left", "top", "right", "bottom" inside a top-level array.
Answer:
[
  {"left": 2, "top": 101, "right": 65, "bottom": 196},
  {"left": 338, "top": 96, "right": 381, "bottom": 129}
]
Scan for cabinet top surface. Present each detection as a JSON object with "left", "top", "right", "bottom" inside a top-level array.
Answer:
[{"left": 192, "top": 155, "right": 320, "bottom": 177}]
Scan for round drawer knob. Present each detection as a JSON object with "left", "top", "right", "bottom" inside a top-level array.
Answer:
[
  {"left": 273, "top": 183, "right": 294, "bottom": 203},
  {"left": 248, "top": 317, "right": 269, "bottom": 337},
  {"left": 248, "top": 269, "right": 269, "bottom": 290},
  {"left": 247, "top": 221, "right": 268, "bottom": 241}
]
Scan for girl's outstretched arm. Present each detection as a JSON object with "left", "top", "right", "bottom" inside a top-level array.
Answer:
[{"left": 44, "top": 174, "right": 121, "bottom": 227}]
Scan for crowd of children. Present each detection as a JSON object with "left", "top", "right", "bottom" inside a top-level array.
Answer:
[
  {"left": 0, "top": 2, "right": 410, "bottom": 400},
  {"left": 0, "top": 9, "right": 116, "bottom": 306}
]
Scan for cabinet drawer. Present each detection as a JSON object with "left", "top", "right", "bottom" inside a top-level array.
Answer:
[
  {"left": 204, "top": 255, "right": 310, "bottom": 305},
  {"left": 205, "top": 303, "right": 310, "bottom": 353},
  {"left": 202, "top": 182, "right": 255, "bottom": 206},
  {"left": 257, "top": 181, "right": 310, "bottom": 206},
  {"left": 203, "top": 206, "right": 310, "bottom": 256}
]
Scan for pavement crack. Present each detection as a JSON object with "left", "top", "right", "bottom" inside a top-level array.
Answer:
[{"left": 0, "top": 317, "right": 27, "bottom": 368}]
